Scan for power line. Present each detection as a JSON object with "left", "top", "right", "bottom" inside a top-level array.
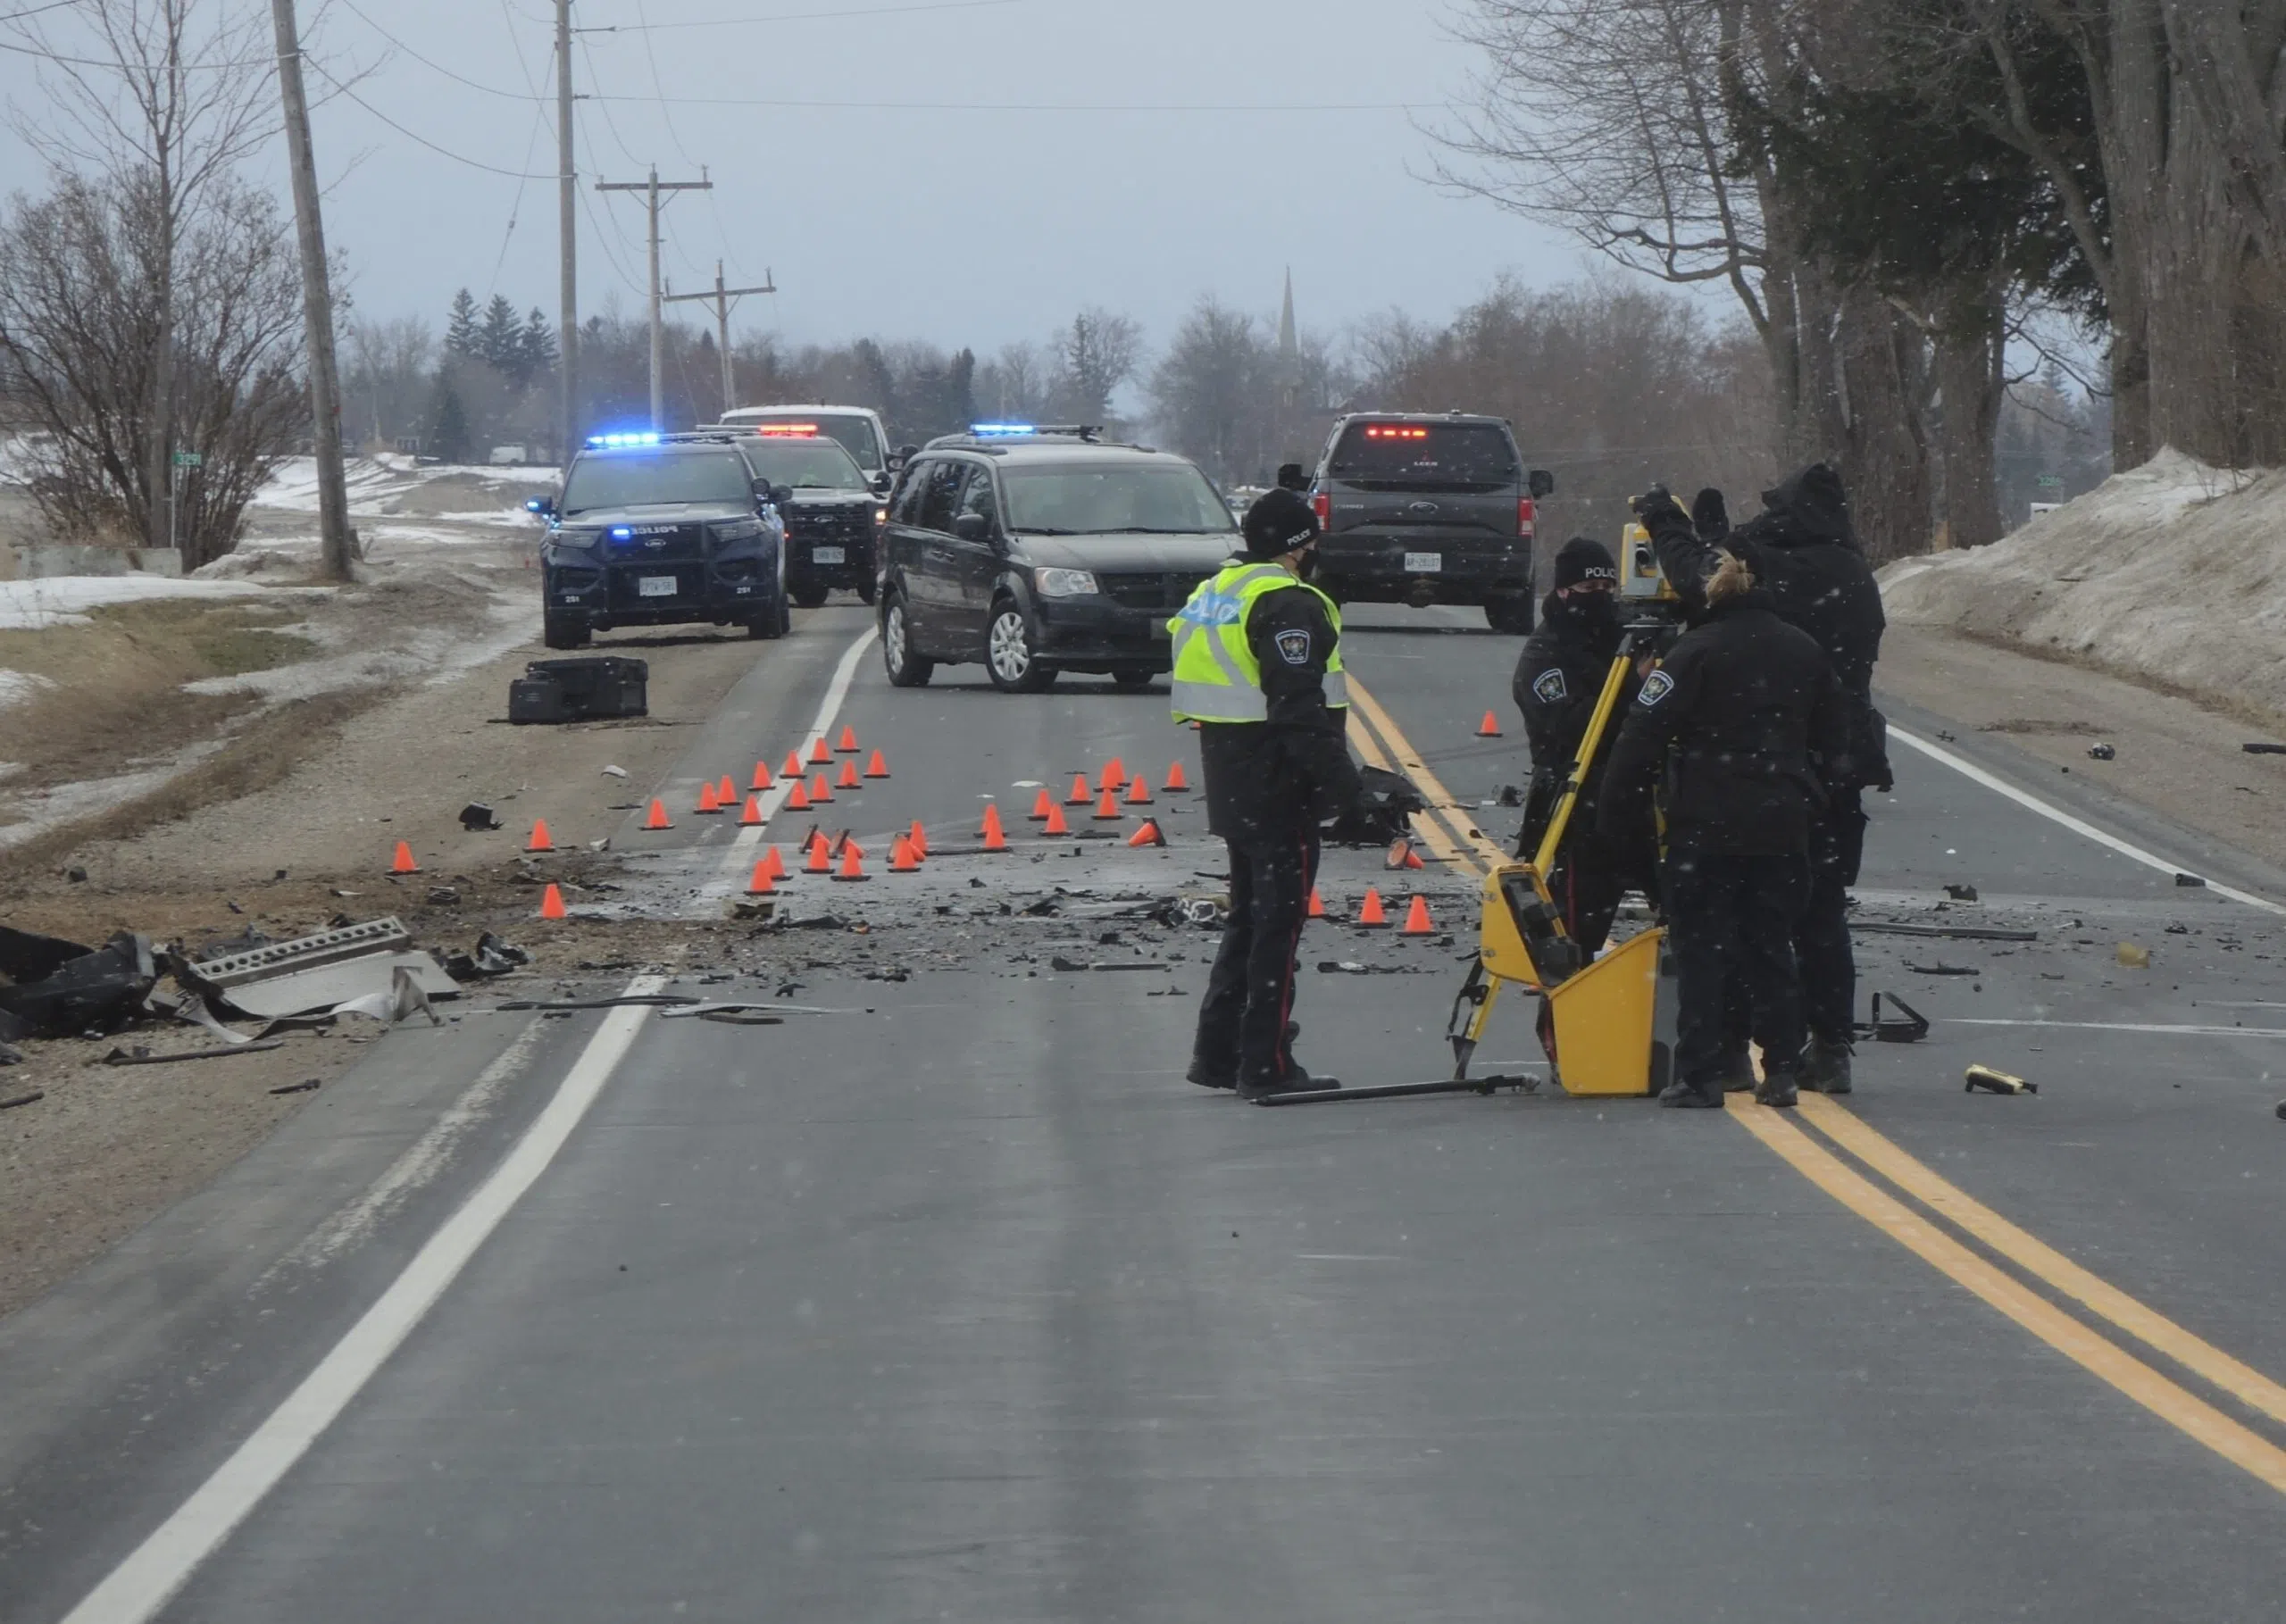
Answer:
[
  {"left": 305, "top": 57, "right": 555, "bottom": 178},
  {"left": 334, "top": 0, "right": 545, "bottom": 100},
  {"left": 584, "top": 94, "right": 1422, "bottom": 112},
  {"left": 577, "top": 0, "right": 1030, "bottom": 33},
  {"left": 0, "top": 1, "right": 87, "bottom": 24}
]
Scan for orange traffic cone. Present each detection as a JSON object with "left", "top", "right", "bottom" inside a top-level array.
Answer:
[
  {"left": 643, "top": 800, "right": 672, "bottom": 830},
  {"left": 1403, "top": 845, "right": 1425, "bottom": 870},
  {"left": 1164, "top": 761, "right": 1189, "bottom": 793},
  {"left": 389, "top": 839, "right": 421, "bottom": 875},
  {"left": 1041, "top": 801, "right": 1071, "bottom": 836},
  {"left": 836, "top": 759, "right": 860, "bottom": 789},
  {"left": 1307, "top": 887, "right": 1327, "bottom": 919},
  {"left": 696, "top": 782, "right": 722, "bottom": 814},
  {"left": 1477, "top": 710, "right": 1503, "bottom": 737},
  {"left": 805, "top": 827, "right": 830, "bottom": 855},
  {"left": 759, "top": 845, "right": 787, "bottom": 880},
  {"left": 809, "top": 737, "right": 832, "bottom": 764},
  {"left": 805, "top": 837, "right": 833, "bottom": 874},
  {"left": 1400, "top": 895, "right": 1435, "bottom": 935},
  {"left": 717, "top": 773, "right": 738, "bottom": 804},
  {"left": 739, "top": 794, "right": 765, "bottom": 826},
  {"left": 981, "top": 804, "right": 1010, "bottom": 851},
  {"left": 1127, "top": 817, "right": 1165, "bottom": 847},
  {"left": 1386, "top": 836, "right": 1424, "bottom": 870},
  {"left": 1029, "top": 787, "right": 1054, "bottom": 820},
  {"left": 890, "top": 835, "right": 920, "bottom": 872},
  {"left": 525, "top": 819, "right": 555, "bottom": 854},
  {"left": 1356, "top": 887, "right": 1389, "bottom": 929},
  {"left": 831, "top": 842, "right": 871, "bottom": 882},
  {"left": 837, "top": 724, "right": 859, "bottom": 754},
  {"left": 785, "top": 779, "right": 811, "bottom": 811},
  {"left": 751, "top": 761, "right": 774, "bottom": 791},
  {"left": 810, "top": 773, "right": 833, "bottom": 804},
  {"left": 539, "top": 882, "right": 567, "bottom": 920},
  {"left": 908, "top": 820, "right": 929, "bottom": 858},
  {"left": 1125, "top": 776, "right": 1152, "bottom": 805},
  {"left": 1066, "top": 772, "right": 1093, "bottom": 804},
  {"left": 864, "top": 749, "right": 889, "bottom": 779},
  {"left": 1101, "top": 757, "right": 1125, "bottom": 790},
  {"left": 1092, "top": 787, "right": 1122, "bottom": 821},
  {"left": 745, "top": 861, "right": 776, "bottom": 895},
  {"left": 782, "top": 749, "right": 805, "bottom": 779}
]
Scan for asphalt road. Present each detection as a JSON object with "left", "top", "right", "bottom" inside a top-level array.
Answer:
[{"left": 6, "top": 600, "right": 2286, "bottom": 1622}]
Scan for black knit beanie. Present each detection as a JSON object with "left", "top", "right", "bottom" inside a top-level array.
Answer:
[{"left": 1242, "top": 487, "right": 1320, "bottom": 559}]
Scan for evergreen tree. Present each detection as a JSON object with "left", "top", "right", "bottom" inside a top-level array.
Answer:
[
  {"left": 428, "top": 378, "right": 471, "bottom": 462},
  {"left": 444, "top": 288, "right": 480, "bottom": 358},
  {"left": 519, "top": 307, "right": 557, "bottom": 378},
  {"left": 479, "top": 295, "right": 521, "bottom": 375}
]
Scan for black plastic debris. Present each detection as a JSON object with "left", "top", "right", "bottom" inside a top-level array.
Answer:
[
  {"left": 1, "top": 1087, "right": 41, "bottom": 1110},
  {"left": 0, "top": 932, "right": 157, "bottom": 1039},
  {"left": 270, "top": 1078, "right": 322, "bottom": 1095},
  {"left": 1851, "top": 921, "right": 2038, "bottom": 943},
  {"left": 459, "top": 803, "right": 504, "bottom": 831},
  {"left": 104, "top": 1039, "right": 283, "bottom": 1064},
  {"left": 0, "top": 925, "right": 96, "bottom": 986},
  {"left": 1906, "top": 962, "right": 1978, "bottom": 976},
  {"left": 442, "top": 931, "right": 531, "bottom": 983},
  {"left": 1854, "top": 991, "right": 1930, "bottom": 1044},
  {"left": 1049, "top": 957, "right": 1167, "bottom": 972},
  {"left": 1943, "top": 883, "right": 1979, "bottom": 902},
  {"left": 2174, "top": 872, "right": 2206, "bottom": 887},
  {"left": 2087, "top": 743, "right": 2115, "bottom": 761},
  {"left": 1497, "top": 784, "right": 1524, "bottom": 808},
  {"left": 0, "top": 1040, "right": 22, "bottom": 1067},
  {"left": 2243, "top": 743, "right": 2286, "bottom": 755}
]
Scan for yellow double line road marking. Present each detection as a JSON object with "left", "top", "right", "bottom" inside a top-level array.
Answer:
[{"left": 1345, "top": 669, "right": 2286, "bottom": 1497}]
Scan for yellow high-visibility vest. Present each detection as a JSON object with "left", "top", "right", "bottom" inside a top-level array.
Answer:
[{"left": 1168, "top": 560, "right": 1348, "bottom": 723}]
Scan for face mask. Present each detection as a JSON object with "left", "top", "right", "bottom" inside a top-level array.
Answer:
[{"left": 1295, "top": 548, "right": 1321, "bottom": 583}]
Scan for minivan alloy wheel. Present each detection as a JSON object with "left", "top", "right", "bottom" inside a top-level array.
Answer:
[{"left": 987, "top": 603, "right": 1054, "bottom": 692}]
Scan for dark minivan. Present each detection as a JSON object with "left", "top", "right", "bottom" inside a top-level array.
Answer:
[
  {"left": 876, "top": 429, "right": 1238, "bottom": 694},
  {"left": 1300, "top": 412, "right": 1553, "bottom": 634}
]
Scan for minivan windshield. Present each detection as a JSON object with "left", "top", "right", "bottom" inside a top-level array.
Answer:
[
  {"left": 1329, "top": 421, "right": 1521, "bottom": 486},
  {"left": 1000, "top": 463, "right": 1237, "bottom": 536},
  {"left": 735, "top": 412, "right": 884, "bottom": 472},
  {"left": 561, "top": 451, "right": 755, "bottom": 514},
  {"left": 739, "top": 439, "right": 868, "bottom": 491}
]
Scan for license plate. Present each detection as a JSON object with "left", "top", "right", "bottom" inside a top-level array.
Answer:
[
  {"left": 637, "top": 574, "right": 679, "bottom": 598},
  {"left": 1404, "top": 552, "right": 1442, "bottom": 574},
  {"left": 811, "top": 545, "right": 845, "bottom": 565}
]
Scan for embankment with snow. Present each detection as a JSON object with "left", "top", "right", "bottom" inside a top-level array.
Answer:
[{"left": 1879, "top": 448, "right": 2286, "bottom": 719}]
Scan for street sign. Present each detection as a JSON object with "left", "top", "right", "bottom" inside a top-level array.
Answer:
[
  {"left": 2035, "top": 473, "right": 2062, "bottom": 488},
  {"left": 172, "top": 451, "right": 203, "bottom": 468}
]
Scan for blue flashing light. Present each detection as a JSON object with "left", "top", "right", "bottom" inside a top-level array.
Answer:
[
  {"left": 969, "top": 422, "right": 1037, "bottom": 437},
  {"left": 585, "top": 430, "right": 662, "bottom": 449},
  {"left": 609, "top": 526, "right": 634, "bottom": 539}
]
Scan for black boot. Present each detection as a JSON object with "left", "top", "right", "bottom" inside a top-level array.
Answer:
[
  {"left": 1799, "top": 1036, "right": 1853, "bottom": 1095},
  {"left": 1657, "top": 1080, "right": 1723, "bottom": 1110},
  {"left": 1714, "top": 1050, "right": 1756, "bottom": 1094},
  {"left": 1754, "top": 1068, "right": 1800, "bottom": 1108},
  {"left": 1239, "top": 1062, "right": 1339, "bottom": 1101},
  {"left": 1186, "top": 1055, "right": 1237, "bottom": 1090}
]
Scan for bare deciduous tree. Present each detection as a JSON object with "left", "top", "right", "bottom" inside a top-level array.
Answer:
[
  {"left": 1051, "top": 309, "right": 1142, "bottom": 426},
  {"left": 0, "top": 171, "right": 306, "bottom": 567},
  {"left": 3, "top": 0, "right": 278, "bottom": 552}
]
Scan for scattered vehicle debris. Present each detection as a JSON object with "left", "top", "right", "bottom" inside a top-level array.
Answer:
[
  {"left": 1, "top": 1088, "right": 42, "bottom": 1110},
  {"left": 0, "top": 1040, "right": 21, "bottom": 1067},
  {"left": 1965, "top": 1064, "right": 2036, "bottom": 1095},
  {"left": 1048, "top": 957, "right": 1167, "bottom": 972},
  {"left": 2087, "top": 743, "right": 2115, "bottom": 761},
  {"left": 440, "top": 932, "right": 531, "bottom": 982},
  {"left": 2243, "top": 743, "right": 2286, "bottom": 755},
  {"left": 512, "top": 656, "right": 650, "bottom": 724},
  {"left": 498, "top": 994, "right": 700, "bottom": 1011},
  {"left": 104, "top": 1040, "right": 285, "bottom": 1065},
  {"left": 428, "top": 886, "right": 463, "bottom": 906},
  {"left": 1943, "top": 884, "right": 1980, "bottom": 902},
  {"left": 1317, "top": 961, "right": 1428, "bottom": 975},
  {"left": 603, "top": 763, "right": 630, "bottom": 778},
  {"left": 2116, "top": 942, "right": 2152, "bottom": 968},
  {"left": 329, "top": 965, "right": 445, "bottom": 1027},
  {"left": 459, "top": 803, "right": 504, "bottom": 831},
  {"left": 270, "top": 1078, "right": 322, "bottom": 1095},
  {"left": 1854, "top": 992, "right": 1930, "bottom": 1044},
  {"left": 1851, "top": 921, "right": 2039, "bottom": 943},
  {"left": 2174, "top": 872, "right": 2206, "bottom": 887},
  {"left": 1906, "top": 962, "right": 1978, "bottom": 976},
  {"left": 178, "top": 917, "right": 457, "bottom": 1020},
  {"left": 0, "top": 931, "right": 157, "bottom": 1039}
]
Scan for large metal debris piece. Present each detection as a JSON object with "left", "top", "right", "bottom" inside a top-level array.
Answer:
[
  {"left": 0, "top": 925, "right": 98, "bottom": 986},
  {"left": 178, "top": 917, "right": 457, "bottom": 1020},
  {"left": 0, "top": 932, "right": 157, "bottom": 1038}
]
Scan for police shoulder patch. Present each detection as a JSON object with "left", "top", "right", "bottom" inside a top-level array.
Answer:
[
  {"left": 1637, "top": 669, "right": 1676, "bottom": 706},
  {"left": 1274, "top": 628, "right": 1313, "bottom": 666},
  {"left": 1530, "top": 667, "right": 1568, "bottom": 705}
]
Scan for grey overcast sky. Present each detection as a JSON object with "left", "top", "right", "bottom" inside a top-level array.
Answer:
[{"left": 0, "top": 0, "right": 1592, "bottom": 352}]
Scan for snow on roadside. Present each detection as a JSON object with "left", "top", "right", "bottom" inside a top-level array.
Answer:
[
  {"left": 0, "top": 670, "right": 59, "bottom": 708},
  {"left": 0, "top": 574, "right": 276, "bottom": 630},
  {"left": 256, "top": 454, "right": 545, "bottom": 521},
  {"left": 1878, "top": 447, "right": 2286, "bottom": 719}
]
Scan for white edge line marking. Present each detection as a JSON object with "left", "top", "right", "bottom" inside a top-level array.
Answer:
[
  {"left": 60, "top": 975, "right": 668, "bottom": 1624},
  {"left": 1947, "top": 1018, "right": 2286, "bottom": 1039},
  {"left": 1890, "top": 726, "right": 2285, "bottom": 916},
  {"left": 697, "top": 624, "right": 880, "bottom": 902}
]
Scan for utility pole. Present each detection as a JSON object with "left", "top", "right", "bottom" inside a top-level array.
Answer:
[
  {"left": 596, "top": 167, "right": 711, "bottom": 427},
  {"left": 663, "top": 260, "right": 775, "bottom": 418},
  {"left": 270, "top": 0, "right": 354, "bottom": 581},
  {"left": 555, "top": 0, "right": 577, "bottom": 470}
]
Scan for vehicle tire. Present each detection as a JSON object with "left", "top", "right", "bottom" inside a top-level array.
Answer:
[
  {"left": 1113, "top": 670, "right": 1156, "bottom": 692},
  {"left": 855, "top": 575, "right": 878, "bottom": 606},
  {"left": 985, "top": 598, "right": 1056, "bottom": 694},
  {"left": 543, "top": 611, "right": 591, "bottom": 649},
  {"left": 880, "top": 592, "right": 934, "bottom": 687},
  {"left": 791, "top": 582, "right": 830, "bottom": 610},
  {"left": 1484, "top": 594, "right": 1534, "bottom": 635},
  {"left": 747, "top": 588, "right": 788, "bottom": 640}
]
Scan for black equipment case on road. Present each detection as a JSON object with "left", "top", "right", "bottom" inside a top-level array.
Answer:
[{"left": 510, "top": 656, "right": 649, "bottom": 724}]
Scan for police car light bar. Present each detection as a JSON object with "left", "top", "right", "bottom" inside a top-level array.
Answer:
[
  {"left": 970, "top": 423, "right": 1037, "bottom": 437},
  {"left": 755, "top": 423, "right": 820, "bottom": 437},
  {"left": 1364, "top": 425, "right": 1430, "bottom": 440},
  {"left": 586, "top": 430, "right": 662, "bottom": 448},
  {"left": 969, "top": 423, "right": 1101, "bottom": 439}
]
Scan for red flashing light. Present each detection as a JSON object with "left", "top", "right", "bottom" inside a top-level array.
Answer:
[
  {"left": 1519, "top": 497, "right": 1537, "bottom": 539},
  {"left": 1364, "top": 425, "right": 1430, "bottom": 440},
  {"left": 756, "top": 423, "right": 820, "bottom": 437}
]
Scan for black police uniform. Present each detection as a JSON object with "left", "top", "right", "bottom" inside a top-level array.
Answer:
[
  {"left": 1189, "top": 498, "right": 1363, "bottom": 1099},
  {"left": 1598, "top": 585, "right": 1848, "bottom": 1106},
  {"left": 1511, "top": 539, "right": 1640, "bottom": 954},
  {"left": 1642, "top": 468, "right": 1889, "bottom": 1070}
]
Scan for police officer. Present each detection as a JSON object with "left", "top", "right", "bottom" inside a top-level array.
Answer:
[
  {"left": 1598, "top": 535, "right": 1849, "bottom": 1109},
  {"left": 1511, "top": 536, "right": 1638, "bottom": 955},
  {"left": 1173, "top": 487, "right": 1363, "bottom": 1101},
  {"left": 1642, "top": 466, "right": 1889, "bottom": 1094}
]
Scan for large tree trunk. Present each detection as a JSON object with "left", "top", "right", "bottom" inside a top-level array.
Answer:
[
  {"left": 1932, "top": 290, "right": 2006, "bottom": 548},
  {"left": 2100, "top": 0, "right": 2165, "bottom": 470},
  {"left": 1831, "top": 284, "right": 1932, "bottom": 563}
]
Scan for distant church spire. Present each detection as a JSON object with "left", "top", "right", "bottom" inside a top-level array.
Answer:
[{"left": 1277, "top": 267, "right": 1298, "bottom": 362}]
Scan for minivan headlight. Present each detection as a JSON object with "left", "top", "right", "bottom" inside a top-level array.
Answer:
[{"left": 1035, "top": 568, "right": 1098, "bottom": 598}]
